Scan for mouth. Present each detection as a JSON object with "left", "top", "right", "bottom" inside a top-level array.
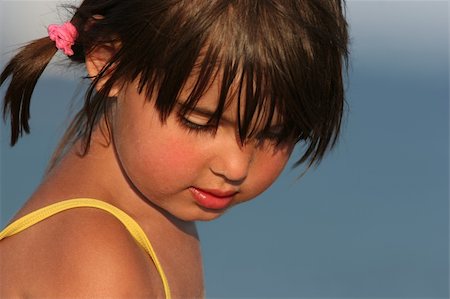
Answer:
[{"left": 189, "top": 187, "right": 238, "bottom": 210}]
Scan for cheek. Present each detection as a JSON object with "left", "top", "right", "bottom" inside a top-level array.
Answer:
[
  {"left": 257, "top": 154, "right": 289, "bottom": 183},
  {"left": 124, "top": 120, "right": 209, "bottom": 191},
  {"left": 244, "top": 148, "right": 292, "bottom": 200},
  {"left": 150, "top": 133, "right": 201, "bottom": 174}
]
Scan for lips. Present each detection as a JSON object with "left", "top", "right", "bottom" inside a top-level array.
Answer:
[{"left": 189, "top": 187, "right": 237, "bottom": 210}]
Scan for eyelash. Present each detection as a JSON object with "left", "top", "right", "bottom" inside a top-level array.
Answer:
[
  {"left": 177, "top": 114, "right": 286, "bottom": 146},
  {"left": 177, "top": 114, "right": 217, "bottom": 135},
  {"left": 255, "top": 131, "right": 284, "bottom": 147}
]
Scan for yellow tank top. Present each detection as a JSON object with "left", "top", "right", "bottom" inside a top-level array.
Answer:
[{"left": 0, "top": 198, "right": 171, "bottom": 299}]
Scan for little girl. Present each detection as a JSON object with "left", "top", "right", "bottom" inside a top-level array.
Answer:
[{"left": 0, "top": 0, "right": 349, "bottom": 298}]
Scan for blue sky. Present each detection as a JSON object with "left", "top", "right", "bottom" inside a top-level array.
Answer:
[{"left": 1, "top": 1, "right": 449, "bottom": 298}]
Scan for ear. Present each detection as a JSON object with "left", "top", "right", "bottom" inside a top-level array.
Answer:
[{"left": 85, "top": 42, "right": 121, "bottom": 97}]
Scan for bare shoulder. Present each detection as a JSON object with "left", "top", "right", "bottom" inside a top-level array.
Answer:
[{"left": 1, "top": 206, "right": 164, "bottom": 298}]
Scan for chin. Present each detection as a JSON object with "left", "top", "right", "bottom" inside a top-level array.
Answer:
[
  {"left": 176, "top": 207, "right": 229, "bottom": 222},
  {"left": 194, "top": 213, "right": 224, "bottom": 222}
]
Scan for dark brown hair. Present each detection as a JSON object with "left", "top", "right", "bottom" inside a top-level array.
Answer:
[{"left": 1, "top": 0, "right": 349, "bottom": 171}]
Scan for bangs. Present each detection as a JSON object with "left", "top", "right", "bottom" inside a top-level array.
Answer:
[
  {"left": 91, "top": 0, "right": 348, "bottom": 168},
  {"left": 164, "top": 45, "right": 298, "bottom": 147}
]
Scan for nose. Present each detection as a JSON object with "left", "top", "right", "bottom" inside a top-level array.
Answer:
[{"left": 210, "top": 140, "right": 255, "bottom": 185}]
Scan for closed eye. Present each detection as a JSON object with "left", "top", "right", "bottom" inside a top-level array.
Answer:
[
  {"left": 253, "top": 125, "right": 294, "bottom": 149},
  {"left": 256, "top": 125, "right": 283, "bottom": 140},
  {"left": 177, "top": 114, "right": 217, "bottom": 135}
]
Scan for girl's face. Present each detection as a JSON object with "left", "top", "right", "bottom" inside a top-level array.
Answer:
[{"left": 111, "top": 76, "right": 294, "bottom": 221}]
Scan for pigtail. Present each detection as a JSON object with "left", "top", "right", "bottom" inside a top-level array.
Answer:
[{"left": 1, "top": 37, "right": 58, "bottom": 146}]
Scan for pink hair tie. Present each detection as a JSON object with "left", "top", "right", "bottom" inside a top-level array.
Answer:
[{"left": 47, "top": 22, "right": 78, "bottom": 56}]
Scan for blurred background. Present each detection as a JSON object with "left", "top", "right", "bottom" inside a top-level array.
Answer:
[{"left": 1, "top": 1, "right": 448, "bottom": 298}]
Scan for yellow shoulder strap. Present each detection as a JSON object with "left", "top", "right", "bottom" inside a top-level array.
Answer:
[{"left": 0, "top": 198, "right": 171, "bottom": 299}]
